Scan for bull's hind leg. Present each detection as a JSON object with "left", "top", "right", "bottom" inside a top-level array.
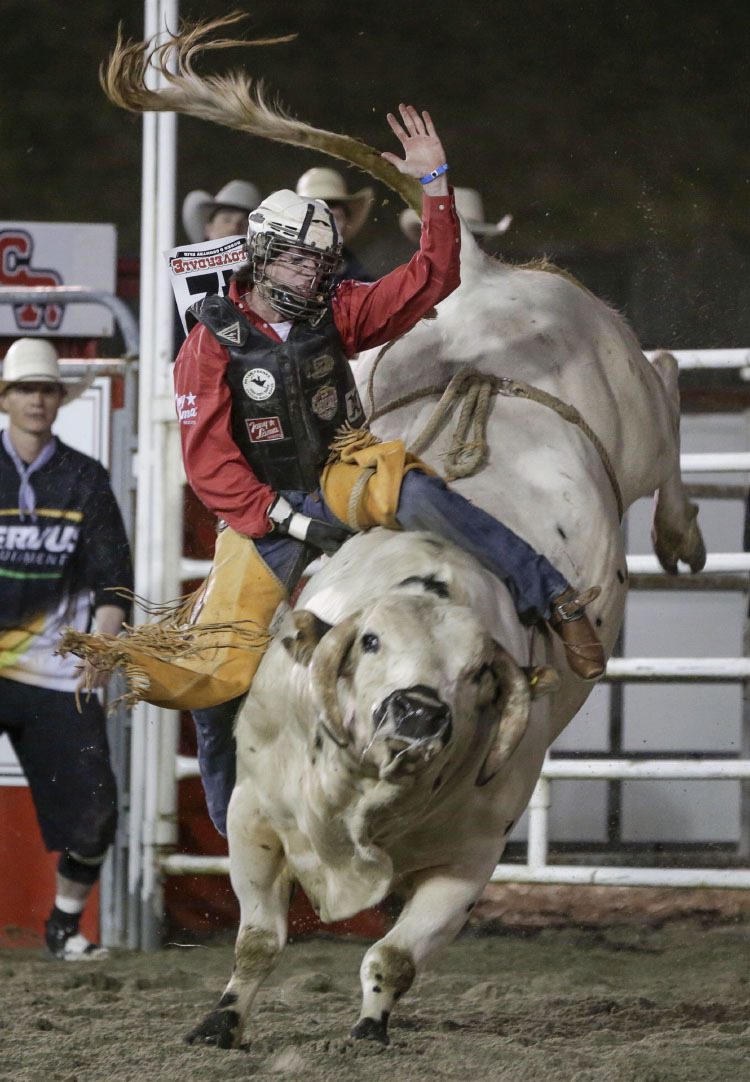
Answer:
[
  {"left": 351, "top": 866, "right": 488, "bottom": 1045},
  {"left": 185, "top": 780, "right": 291, "bottom": 1050},
  {"left": 649, "top": 350, "right": 706, "bottom": 574}
]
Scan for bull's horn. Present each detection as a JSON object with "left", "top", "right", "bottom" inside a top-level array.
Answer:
[
  {"left": 308, "top": 611, "right": 362, "bottom": 747},
  {"left": 476, "top": 644, "right": 532, "bottom": 787}
]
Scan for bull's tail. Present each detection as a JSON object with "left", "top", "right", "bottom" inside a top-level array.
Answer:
[{"left": 101, "top": 12, "right": 423, "bottom": 213}]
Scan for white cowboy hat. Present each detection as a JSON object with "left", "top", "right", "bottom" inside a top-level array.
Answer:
[
  {"left": 295, "top": 168, "right": 374, "bottom": 240},
  {"left": 0, "top": 339, "right": 94, "bottom": 406},
  {"left": 399, "top": 187, "right": 513, "bottom": 244},
  {"left": 181, "top": 180, "right": 262, "bottom": 243}
]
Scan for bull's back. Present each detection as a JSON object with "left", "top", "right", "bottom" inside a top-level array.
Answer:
[{"left": 357, "top": 254, "right": 676, "bottom": 512}]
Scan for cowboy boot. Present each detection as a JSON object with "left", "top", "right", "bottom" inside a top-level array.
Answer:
[{"left": 549, "top": 586, "right": 605, "bottom": 681}]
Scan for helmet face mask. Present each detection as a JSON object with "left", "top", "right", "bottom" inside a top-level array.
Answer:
[
  {"left": 250, "top": 234, "right": 342, "bottom": 321},
  {"left": 246, "top": 190, "right": 344, "bottom": 322}
]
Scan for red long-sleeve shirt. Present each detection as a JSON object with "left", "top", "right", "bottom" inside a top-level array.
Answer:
[{"left": 174, "top": 190, "right": 461, "bottom": 538}]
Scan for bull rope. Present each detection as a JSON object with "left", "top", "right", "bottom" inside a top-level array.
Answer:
[{"left": 365, "top": 356, "right": 624, "bottom": 520}]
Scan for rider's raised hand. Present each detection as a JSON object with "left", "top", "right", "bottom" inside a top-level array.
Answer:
[{"left": 381, "top": 104, "right": 449, "bottom": 194}]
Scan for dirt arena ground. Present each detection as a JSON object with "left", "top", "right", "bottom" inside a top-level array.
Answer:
[{"left": 1, "top": 903, "right": 748, "bottom": 1082}]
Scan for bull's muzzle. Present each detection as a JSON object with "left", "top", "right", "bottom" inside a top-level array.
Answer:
[{"left": 373, "top": 685, "right": 453, "bottom": 749}]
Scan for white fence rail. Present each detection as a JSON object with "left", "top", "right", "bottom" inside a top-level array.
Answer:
[
  {"left": 650, "top": 348, "right": 750, "bottom": 371},
  {"left": 491, "top": 866, "right": 750, "bottom": 888},
  {"left": 492, "top": 756, "right": 750, "bottom": 890}
]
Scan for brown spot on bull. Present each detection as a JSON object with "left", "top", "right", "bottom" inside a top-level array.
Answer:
[
  {"left": 233, "top": 926, "right": 280, "bottom": 983},
  {"left": 364, "top": 947, "right": 415, "bottom": 1001}
]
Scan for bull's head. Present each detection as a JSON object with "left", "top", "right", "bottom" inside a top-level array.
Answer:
[{"left": 284, "top": 596, "right": 558, "bottom": 785}]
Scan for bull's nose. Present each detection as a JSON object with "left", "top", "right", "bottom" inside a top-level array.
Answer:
[{"left": 374, "top": 684, "right": 452, "bottom": 742}]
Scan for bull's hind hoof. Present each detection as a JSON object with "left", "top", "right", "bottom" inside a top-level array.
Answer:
[
  {"left": 653, "top": 501, "right": 706, "bottom": 575},
  {"left": 185, "top": 1008, "right": 240, "bottom": 1049},
  {"left": 351, "top": 1016, "right": 390, "bottom": 1045}
]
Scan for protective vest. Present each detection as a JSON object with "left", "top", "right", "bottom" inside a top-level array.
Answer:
[{"left": 189, "top": 295, "right": 366, "bottom": 491}]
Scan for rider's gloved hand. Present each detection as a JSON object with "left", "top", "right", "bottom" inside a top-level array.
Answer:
[{"left": 267, "top": 495, "right": 351, "bottom": 556}]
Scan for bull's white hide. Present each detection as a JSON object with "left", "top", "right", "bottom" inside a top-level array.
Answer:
[{"left": 236, "top": 531, "right": 547, "bottom": 923}]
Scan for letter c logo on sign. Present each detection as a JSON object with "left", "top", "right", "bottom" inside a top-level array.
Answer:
[{"left": 0, "top": 230, "right": 64, "bottom": 330}]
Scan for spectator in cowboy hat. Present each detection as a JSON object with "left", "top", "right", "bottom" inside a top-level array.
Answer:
[
  {"left": 0, "top": 338, "right": 94, "bottom": 401},
  {"left": 0, "top": 338, "right": 132, "bottom": 960},
  {"left": 182, "top": 180, "right": 262, "bottom": 243},
  {"left": 400, "top": 186, "right": 512, "bottom": 252},
  {"left": 295, "top": 166, "right": 375, "bottom": 281}
]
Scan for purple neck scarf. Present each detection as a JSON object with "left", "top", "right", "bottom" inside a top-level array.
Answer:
[{"left": 2, "top": 429, "right": 57, "bottom": 522}]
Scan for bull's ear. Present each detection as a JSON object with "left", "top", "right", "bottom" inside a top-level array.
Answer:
[
  {"left": 282, "top": 610, "right": 333, "bottom": 666},
  {"left": 522, "top": 665, "right": 561, "bottom": 700}
]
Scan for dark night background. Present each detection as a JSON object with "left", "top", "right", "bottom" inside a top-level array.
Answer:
[{"left": 1, "top": 0, "right": 748, "bottom": 350}]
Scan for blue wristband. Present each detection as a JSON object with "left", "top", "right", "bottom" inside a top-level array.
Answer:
[{"left": 419, "top": 163, "right": 449, "bottom": 185}]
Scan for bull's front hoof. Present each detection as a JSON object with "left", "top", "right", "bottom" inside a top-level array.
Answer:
[
  {"left": 185, "top": 1008, "right": 240, "bottom": 1049},
  {"left": 350, "top": 1016, "right": 390, "bottom": 1045}
]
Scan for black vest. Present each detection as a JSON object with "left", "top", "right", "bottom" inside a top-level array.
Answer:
[{"left": 189, "top": 295, "right": 366, "bottom": 491}]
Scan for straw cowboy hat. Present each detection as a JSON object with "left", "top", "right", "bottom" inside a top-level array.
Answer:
[
  {"left": 399, "top": 187, "right": 513, "bottom": 244},
  {"left": 181, "top": 180, "right": 262, "bottom": 244},
  {"left": 295, "top": 168, "right": 374, "bottom": 240},
  {"left": 0, "top": 338, "right": 94, "bottom": 407}
]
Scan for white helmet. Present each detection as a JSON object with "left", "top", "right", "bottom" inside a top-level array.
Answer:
[{"left": 246, "top": 189, "right": 343, "bottom": 321}]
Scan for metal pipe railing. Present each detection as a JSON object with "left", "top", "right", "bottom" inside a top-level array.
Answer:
[
  {"left": 0, "top": 286, "right": 140, "bottom": 358},
  {"left": 492, "top": 865, "right": 750, "bottom": 888},
  {"left": 542, "top": 758, "right": 750, "bottom": 780},
  {"left": 627, "top": 553, "right": 750, "bottom": 574},
  {"left": 605, "top": 658, "right": 750, "bottom": 681},
  {"left": 180, "top": 550, "right": 750, "bottom": 586},
  {"left": 680, "top": 452, "right": 750, "bottom": 472},
  {"left": 645, "top": 348, "right": 750, "bottom": 371}
]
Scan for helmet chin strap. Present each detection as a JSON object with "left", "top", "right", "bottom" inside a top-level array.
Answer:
[{"left": 256, "top": 277, "right": 324, "bottom": 323}]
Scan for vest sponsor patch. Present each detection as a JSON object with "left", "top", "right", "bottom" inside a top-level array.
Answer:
[
  {"left": 307, "top": 353, "right": 335, "bottom": 380},
  {"left": 311, "top": 384, "right": 338, "bottom": 421},
  {"left": 216, "top": 320, "right": 243, "bottom": 344},
  {"left": 243, "top": 367, "right": 276, "bottom": 401},
  {"left": 246, "top": 416, "right": 284, "bottom": 442}
]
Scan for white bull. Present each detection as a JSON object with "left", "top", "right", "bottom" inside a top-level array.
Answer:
[
  {"left": 185, "top": 262, "right": 704, "bottom": 1049},
  {"left": 100, "top": 16, "right": 706, "bottom": 1052}
]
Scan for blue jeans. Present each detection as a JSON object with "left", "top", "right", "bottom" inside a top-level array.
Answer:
[
  {"left": 191, "top": 491, "right": 344, "bottom": 835},
  {"left": 395, "top": 471, "right": 568, "bottom": 621},
  {"left": 192, "top": 472, "right": 569, "bottom": 834}
]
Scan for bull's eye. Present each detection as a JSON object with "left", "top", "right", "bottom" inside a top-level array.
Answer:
[
  {"left": 361, "top": 632, "right": 380, "bottom": 654},
  {"left": 471, "top": 662, "right": 492, "bottom": 684}
]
